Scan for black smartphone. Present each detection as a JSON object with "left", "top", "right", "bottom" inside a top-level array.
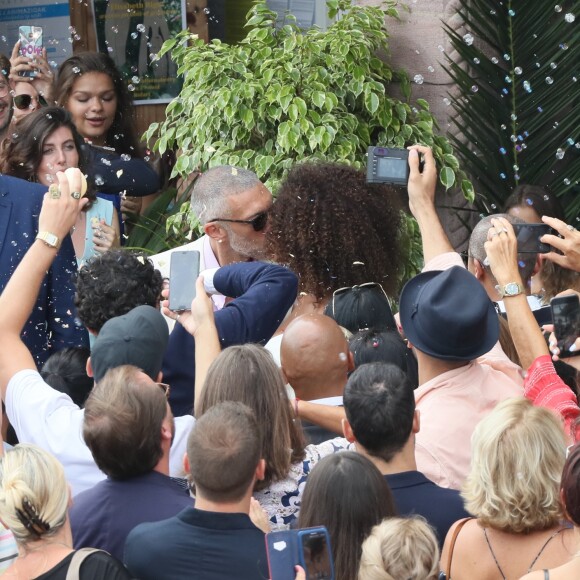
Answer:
[
  {"left": 298, "top": 528, "right": 334, "bottom": 580},
  {"left": 168, "top": 250, "right": 200, "bottom": 311},
  {"left": 551, "top": 294, "right": 580, "bottom": 357},
  {"left": 512, "top": 223, "right": 554, "bottom": 254}
]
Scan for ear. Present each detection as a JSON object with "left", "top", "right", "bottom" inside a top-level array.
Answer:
[
  {"left": 255, "top": 458, "right": 266, "bottom": 482},
  {"left": 183, "top": 453, "right": 190, "bottom": 475},
  {"left": 412, "top": 409, "right": 420, "bottom": 435},
  {"left": 472, "top": 258, "right": 485, "bottom": 281},
  {"left": 86, "top": 357, "right": 93, "bottom": 378},
  {"left": 342, "top": 418, "right": 356, "bottom": 443},
  {"left": 204, "top": 222, "right": 227, "bottom": 243},
  {"left": 156, "top": 371, "right": 163, "bottom": 383},
  {"left": 347, "top": 350, "right": 355, "bottom": 373},
  {"left": 161, "top": 417, "right": 173, "bottom": 442}
]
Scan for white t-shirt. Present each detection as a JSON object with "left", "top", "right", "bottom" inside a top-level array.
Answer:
[{"left": 6, "top": 369, "right": 194, "bottom": 495}]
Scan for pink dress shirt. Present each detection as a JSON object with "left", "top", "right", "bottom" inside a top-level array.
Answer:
[{"left": 413, "top": 252, "right": 524, "bottom": 490}]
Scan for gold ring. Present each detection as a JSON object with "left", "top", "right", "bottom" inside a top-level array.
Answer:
[
  {"left": 49, "top": 184, "right": 61, "bottom": 199},
  {"left": 71, "top": 191, "right": 82, "bottom": 200}
]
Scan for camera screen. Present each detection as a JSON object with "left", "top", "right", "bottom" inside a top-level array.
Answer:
[
  {"left": 376, "top": 157, "right": 407, "bottom": 179},
  {"left": 301, "top": 532, "right": 332, "bottom": 580}
]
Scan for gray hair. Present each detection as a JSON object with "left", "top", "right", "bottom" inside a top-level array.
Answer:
[
  {"left": 190, "top": 166, "right": 262, "bottom": 224},
  {"left": 468, "top": 213, "right": 537, "bottom": 283}
]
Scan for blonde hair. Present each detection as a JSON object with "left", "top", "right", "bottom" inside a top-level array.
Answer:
[
  {"left": 462, "top": 398, "right": 565, "bottom": 533},
  {"left": 358, "top": 517, "right": 439, "bottom": 580},
  {"left": 0, "top": 445, "right": 69, "bottom": 543}
]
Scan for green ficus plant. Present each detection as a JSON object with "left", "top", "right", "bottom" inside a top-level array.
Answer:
[{"left": 144, "top": 0, "right": 473, "bottom": 274}]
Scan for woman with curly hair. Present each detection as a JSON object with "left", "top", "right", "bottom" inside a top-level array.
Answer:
[
  {"left": 441, "top": 397, "right": 577, "bottom": 579},
  {"left": 267, "top": 162, "right": 405, "bottom": 315}
]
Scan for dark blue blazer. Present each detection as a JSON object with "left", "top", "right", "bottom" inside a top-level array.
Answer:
[
  {"left": 162, "top": 261, "right": 298, "bottom": 416},
  {"left": 0, "top": 175, "right": 89, "bottom": 367},
  {"left": 385, "top": 471, "right": 470, "bottom": 548}
]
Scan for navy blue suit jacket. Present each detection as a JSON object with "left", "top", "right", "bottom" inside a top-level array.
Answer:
[
  {"left": 0, "top": 175, "right": 89, "bottom": 367},
  {"left": 162, "top": 261, "right": 298, "bottom": 416},
  {"left": 385, "top": 471, "right": 469, "bottom": 548}
]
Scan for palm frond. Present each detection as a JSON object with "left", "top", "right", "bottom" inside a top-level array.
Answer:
[{"left": 445, "top": 0, "right": 580, "bottom": 220}]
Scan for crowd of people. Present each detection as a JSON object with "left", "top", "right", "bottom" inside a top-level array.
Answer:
[{"left": 1, "top": 42, "right": 580, "bottom": 580}]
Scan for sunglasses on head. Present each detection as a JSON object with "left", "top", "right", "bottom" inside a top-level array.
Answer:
[
  {"left": 13, "top": 94, "right": 48, "bottom": 110},
  {"left": 331, "top": 282, "right": 390, "bottom": 311},
  {"left": 210, "top": 210, "right": 269, "bottom": 232},
  {"left": 156, "top": 382, "right": 171, "bottom": 399}
]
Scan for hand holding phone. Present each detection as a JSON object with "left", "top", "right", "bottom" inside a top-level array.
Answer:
[
  {"left": 513, "top": 223, "right": 555, "bottom": 254},
  {"left": 266, "top": 527, "right": 335, "bottom": 580},
  {"left": 17, "top": 26, "right": 43, "bottom": 78},
  {"left": 168, "top": 250, "right": 200, "bottom": 311}
]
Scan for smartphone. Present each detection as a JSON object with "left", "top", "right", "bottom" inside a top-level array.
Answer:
[
  {"left": 18, "top": 26, "right": 43, "bottom": 78},
  {"left": 551, "top": 294, "right": 580, "bottom": 357},
  {"left": 266, "top": 527, "right": 335, "bottom": 580},
  {"left": 168, "top": 250, "right": 200, "bottom": 311},
  {"left": 298, "top": 528, "right": 334, "bottom": 580},
  {"left": 512, "top": 223, "right": 554, "bottom": 254}
]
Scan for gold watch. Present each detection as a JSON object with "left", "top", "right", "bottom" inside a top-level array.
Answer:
[{"left": 36, "top": 231, "right": 61, "bottom": 250}]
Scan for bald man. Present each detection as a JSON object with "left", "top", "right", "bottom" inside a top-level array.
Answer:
[{"left": 281, "top": 314, "right": 354, "bottom": 444}]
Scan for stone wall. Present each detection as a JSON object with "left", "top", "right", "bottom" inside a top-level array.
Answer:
[{"left": 359, "top": 0, "right": 476, "bottom": 250}]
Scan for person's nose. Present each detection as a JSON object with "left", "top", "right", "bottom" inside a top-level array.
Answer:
[
  {"left": 89, "top": 96, "right": 104, "bottom": 112},
  {"left": 54, "top": 148, "right": 67, "bottom": 165}
]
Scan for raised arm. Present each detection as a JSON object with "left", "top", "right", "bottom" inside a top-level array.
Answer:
[
  {"left": 485, "top": 217, "right": 548, "bottom": 370},
  {"left": 486, "top": 217, "right": 579, "bottom": 441},
  {"left": 0, "top": 172, "right": 87, "bottom": 399},
  {"left": 162, "top": 275, "right": 221, "bottom": 414},
  {"left": 407, "top": 145, "right": 454, "bottom": 263}
]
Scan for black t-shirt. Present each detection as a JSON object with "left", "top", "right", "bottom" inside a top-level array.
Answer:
[{"left": 34, "top": 550, "right": 131, "bottom": 580}]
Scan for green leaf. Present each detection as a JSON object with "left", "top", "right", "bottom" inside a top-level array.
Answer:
[
  {"left": 365, "top": 93, "right": 380, "bottom": 114},
  {"left": 440, "top": 167, "right": 456, "bottom": 190}
]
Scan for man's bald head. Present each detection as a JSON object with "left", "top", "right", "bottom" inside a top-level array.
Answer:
[{"left": 281, "top": 314, "right": 353, "bottom": 400}]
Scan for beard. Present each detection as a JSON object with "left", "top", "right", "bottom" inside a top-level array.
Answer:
[{"left": 226, "top": 227, "right": 268, "bottom": 260}]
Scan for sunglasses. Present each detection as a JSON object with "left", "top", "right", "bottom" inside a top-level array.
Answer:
[
  {"left": 156, "top": 382, "right": 171, "bottom": 399},
  {"left": 210, "top": 210, "right": 269, "bottom": 232},
  {"left": 13, "top": 93, "right": 48, "bottom": 110},
  {"left": 331, "top": 282, "right": 391, "bottom": 315}
]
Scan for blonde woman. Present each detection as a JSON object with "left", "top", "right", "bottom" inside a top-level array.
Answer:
[
  {"left": 358, "top": 516, "right": 439, "bottom": 580},
  {"left": 0, "top": 445, "right": 129, "bottom": 579},
  {"left": 441, "top": 398, "right": 577, "bottom": 579}
]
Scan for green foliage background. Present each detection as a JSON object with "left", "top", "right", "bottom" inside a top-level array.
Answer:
[
  {"left": 134, "top": 0, "right": 474, "bottom": 279},
  {"left": 444, "top": 0, "right": 580, "bottom": 220}
]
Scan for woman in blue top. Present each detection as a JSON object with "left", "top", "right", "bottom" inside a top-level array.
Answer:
[
  {"left": 54, "top": 52, "right": 161, "bottom": 221},
  {"left": 0, "top": 107, "right": 120, "bottom": 265}
]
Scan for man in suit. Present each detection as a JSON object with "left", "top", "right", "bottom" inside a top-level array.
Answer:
[
  {"left": 343, "top": 361, "right": 469, "bottom": 548},
  {"left": 0, "top": 174, "right": 88, "bottom": 367}
]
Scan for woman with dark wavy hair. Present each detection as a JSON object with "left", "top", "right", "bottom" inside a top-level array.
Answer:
[
  {"left": 54, "top": 51, "right": 161, "bottom": 217},
  {"left": 0, "top": 106, "right": 119, "bottom": 264},
  {"left": 268, "top": 162, "right": 405, "bottom": 309}
]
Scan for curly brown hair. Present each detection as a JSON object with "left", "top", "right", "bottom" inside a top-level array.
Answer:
[{"left": 268, "top": 162, "right": 405, "bottom": 300}]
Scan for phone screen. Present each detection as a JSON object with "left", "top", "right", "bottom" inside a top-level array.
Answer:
[
  {"left": 300, "top": 531, "right": 333, "bottom": 580},
  {"left": 551, "top": 295, "right": 580, "bottom": 356},
  {"left": 168, "top": 251, "right": 200, "bottom": 311},
  {"left": 512, "top": 223, "right": 553, "bottom": 254}
]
